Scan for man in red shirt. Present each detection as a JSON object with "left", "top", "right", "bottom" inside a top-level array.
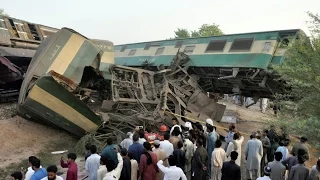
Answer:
[
  {"left": 60, "top": 153, "right": 78, "bottom": 180},
  {"left": 144, "top": 127, "right": 159, "bottom": 146}
]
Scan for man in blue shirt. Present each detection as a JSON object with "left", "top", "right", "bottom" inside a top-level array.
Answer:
[
  {"left": 128, "top": 133, "right": 144, "bottom": 163},
  {"left": 101, "top": 138, "right": 119, "bottom": 165},
  {"left": 30, "top": 158, "right": 47, "bottom": 180}
]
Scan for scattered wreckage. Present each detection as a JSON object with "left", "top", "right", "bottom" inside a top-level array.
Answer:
[{"left": 18, "top": 28, "right": 226, "bottom": 147}]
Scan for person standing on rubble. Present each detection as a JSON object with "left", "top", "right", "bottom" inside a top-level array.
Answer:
[{"left": 170, "top": 117, "right": 182, "bottom": 136}]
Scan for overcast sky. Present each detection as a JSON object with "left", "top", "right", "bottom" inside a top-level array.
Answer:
[{"left": 2, "top": 0, "right": 320, "bottom": 44}]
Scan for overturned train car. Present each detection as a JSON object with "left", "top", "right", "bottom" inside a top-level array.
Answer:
[
  {"left": 18, "top": 28, "right": 226, "bottom": 138},
  {"left": 0, "top": 15, "right": 59, "bottom": 102}
]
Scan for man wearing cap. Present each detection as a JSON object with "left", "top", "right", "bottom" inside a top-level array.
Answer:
[
  {"left": 291, "top": 136, "right": 309, "bottom": 160},
  {"left": 120, "top": 132, "right": 133, "bottom": 150},
  {"left": 257, "top": 166, "right": 272, "bottom": 180},
  {"left": 153, "top": 140, "right": 167, "bottom": 180},
  {"left": 158, "top": 125, "right": 168, "bottom": 141},
  {"left": 245, "top": 132, "right": 263, "bottom": 180}
]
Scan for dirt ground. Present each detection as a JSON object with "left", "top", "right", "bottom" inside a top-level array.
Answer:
[
  {"left": 0, "top": 114, "right": 77, "bottom": 178},
  {"left": 0, "top": 100, "right": 318, "bottom": 179}
]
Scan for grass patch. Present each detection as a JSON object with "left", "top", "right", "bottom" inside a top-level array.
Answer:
[{"left": 0, "top": 133, "right": 78, "bottom": 179}]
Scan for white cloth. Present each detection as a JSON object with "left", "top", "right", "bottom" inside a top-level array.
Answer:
[
  {"left": 25, "top": 166, "right": 42, "bottom": 180},
  {"left": 245, "top": 138, "right": 263, "bottom": 171},
  {"left": 211, "top": 148, "right": 226, "bottom": 168},
  {"left": 256, "top": 175, "right": 271, "bottom": 180},
  {"left": 97, "top": 165, "right": 108, "bottom": 180},
  {"left": 157, "top": 160, "right": 187, "bottom": 180},
  {"left": 170, "top": 125, "right": 182, "bottom": 135},
  {"left": 120, "top": 138, "right": 133, "bottom": 150},
  {"left": 40, "top": 176, "right": 63, "bottom": 180},
  {"left": 184, "top": 138, "right": 194, "bottom": 173},
  {"left": 276, "top": 146, "right": 289, "bottom": 162},
  {"left": 103, "top": 153, "right": 123, "bottom": 180},
  {"left": 130, "top": 159, "right": 138, "bottom": 180},
  {"left": 226, "top": 136, "right": 244, "bottom": 166},
  {"left": 160, "top": 140, "right": 174, "bottom": 157},
  {"left": 138, "top": 138, "right": 146, "bottom": 145},
  {"left": 85, "top": 153, "right": 101, "bottom": 180}
]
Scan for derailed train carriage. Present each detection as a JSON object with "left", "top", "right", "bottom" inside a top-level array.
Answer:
[
  {"left": 115, "top": 29, "right": 304, "bottom": 101},
  {"left": 18, "top": 28, "right": 226, "bottom": 139},
  {"left": 0, "top": 15, "right": 58, "bottom": 102}
]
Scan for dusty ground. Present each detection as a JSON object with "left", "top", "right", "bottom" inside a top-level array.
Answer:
[
  {"left": 0, "top": 114, "right": 77, "bottom": 178},
  {"left": 0, "top": 100, "right": 318, "bottom": 179}
]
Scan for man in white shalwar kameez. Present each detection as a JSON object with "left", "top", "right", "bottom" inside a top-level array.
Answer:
[
  {"left": 226, "top": 132, "right": 244, "bottom": 166},
  {"left": 245, "top": 132, "right": 263, "bottom": 180}
]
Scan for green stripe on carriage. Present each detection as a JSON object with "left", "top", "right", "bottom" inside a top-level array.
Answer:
[
  {"left": 34, "top": 76, "right": 101, "bottom": 125},
  {"left": 115, "top": 54, "right": 274, "bottom": 69},
  {"left": 23, "top": 98, "right": 86, "bottom": 136}
]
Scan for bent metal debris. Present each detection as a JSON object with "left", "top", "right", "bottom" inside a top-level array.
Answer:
[{"left": 17, "top": 28, "right": 226, "bottom": 149}]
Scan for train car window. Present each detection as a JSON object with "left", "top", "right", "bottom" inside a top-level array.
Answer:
[
  {"left": 229, "top": 38, "right": 254, "bottom": 52},
  {"left": 120, "top": 45, "right": 127, "bottom": 52},
  {"left": 262, "top": 42, "right": 272, "bottom": 52},
  {"left": 128, "top": 49, "right": 137, "bottom": 56},
  {"left": 155, "top": 47, "right": 165, "bottom": 55},
  {"left": 0, "top": 19, "right": 6, "bottom": 29},
  {"left": 184, "top": 45, "right": 195, "bottom": 54},
  {"left": 144, "top": 42, "right": 161, "bottom": 50},
  {"left": 175, "top": 41, "right": 183, "bottom": 48},
  {"left": 205, "top": 39, "right": 227, "bottom": 52}
]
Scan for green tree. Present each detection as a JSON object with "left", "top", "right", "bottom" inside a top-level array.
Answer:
[
  {"left": 174, "top": 28, "right": 190, "bottom": 39},
  {"left": 197, "top": 23, "right": 223, "bottom": 37},
  {"left": 275, "top": 12, "right": 320, "bottom": 146},
  {"left": 173, "top": 23, "right": 223, "bottom": 39},
  {"left": 0, "top": 9, "right": 8, "bottom": 16}
]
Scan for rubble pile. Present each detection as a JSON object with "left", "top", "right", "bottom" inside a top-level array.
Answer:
[{"left": 75, "top": 51, "right": 226, "bottom": 153}]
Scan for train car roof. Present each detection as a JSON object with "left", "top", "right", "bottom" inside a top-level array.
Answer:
[
  {"left": 0, "top": 15, "right": 59, "bottom": 30},
  {"left": 115, "top": 29, "right": 302, "bottom": 46}
]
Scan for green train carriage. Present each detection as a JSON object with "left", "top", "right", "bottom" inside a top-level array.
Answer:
[
  {"left": 114, "top": 29, "right": 303, "bottom": 99},
  {"left": 18, "top": 28, "right": 114, "bottom": 136}
]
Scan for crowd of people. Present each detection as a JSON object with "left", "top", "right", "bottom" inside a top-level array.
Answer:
[{"left": 9, "top": 118, "right": 320, "bottom": 180}]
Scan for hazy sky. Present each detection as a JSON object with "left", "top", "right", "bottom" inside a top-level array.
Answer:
[{"left": 2, "top": 0, "right": 320, "bottom": 44}]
